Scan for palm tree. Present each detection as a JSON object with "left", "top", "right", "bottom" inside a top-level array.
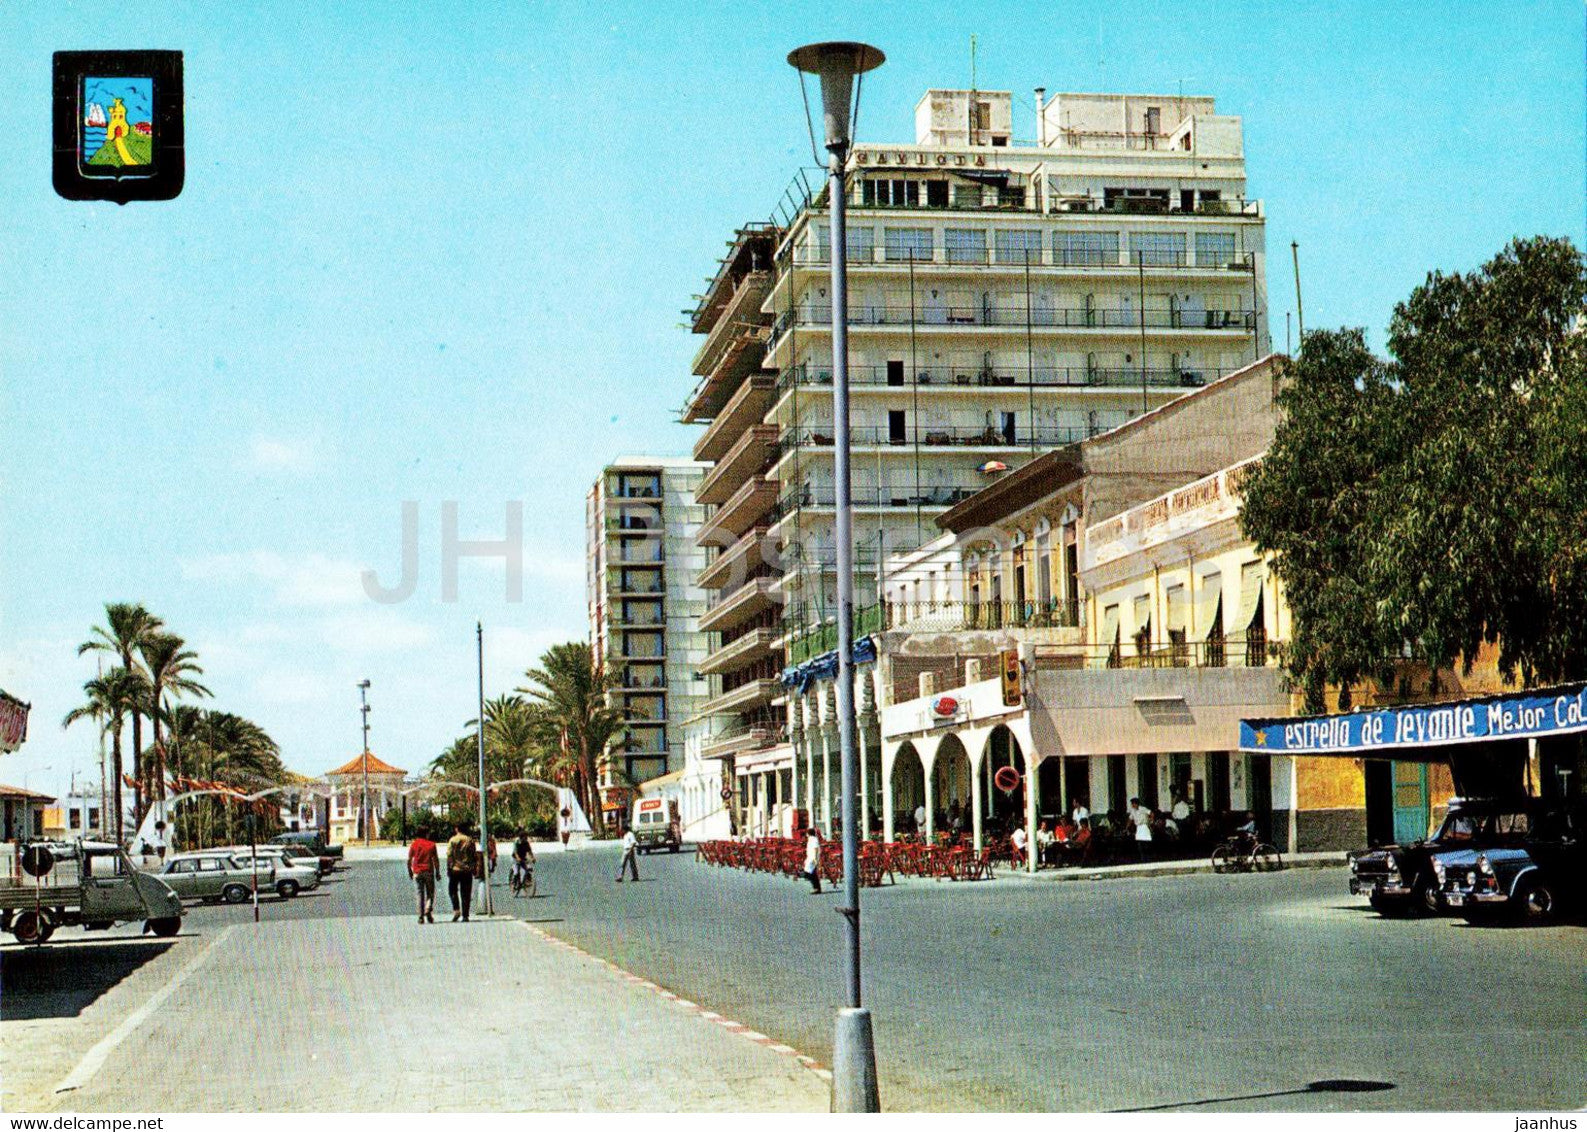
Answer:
[
  {"left": 518, "top": 642, "right": 619, "bottom": 832},
  {"left": 167, "top": 708, "right": 282, "bottom": 847},
  {"left": 62, "top": 666, "right": 147, "bottom": 842},
  {"left": 138, "top": 633, "right": 210, "bottom": 806},
  {"left": 78, "top": 603, "right": 163, "bottom": 820}
]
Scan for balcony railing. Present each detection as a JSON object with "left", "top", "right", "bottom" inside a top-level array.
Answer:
[
  {"left": 780, "top": 424, "right": 1105, "bottom": 452},
  {"left": 779, "top": 362, "right": 1220, "bottom": 391},
  {"left": 785, "top": 604, "right": 888, "bottom": 665},
  {"left": 776, "top": 482, "right": 985, "bottom": 513},
  {"left": 886, "top": 599, "right": 1081, "bottom": 632},
  {"left": 774, "top": 303, "right": 1253, "bottom": 337},
  {"left": 1031, "top": 636, "right": 1285, "bottom": 671}
]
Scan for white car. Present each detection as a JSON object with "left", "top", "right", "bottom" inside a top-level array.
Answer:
[{"left": 229, "top": 851, "right": 320, "bottom": 898}]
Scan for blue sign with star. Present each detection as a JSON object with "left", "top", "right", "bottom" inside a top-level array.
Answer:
[{"left": 1240, "top": 682, "right": 1587, "bottom": 755}]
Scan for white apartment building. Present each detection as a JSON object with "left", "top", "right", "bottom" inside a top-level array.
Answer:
[
  {"left": 686, "top": 85, "right": 1271, "bottom": 835},
  {"left": 585, "top": 458, "right": 711, "bottom": 819}
]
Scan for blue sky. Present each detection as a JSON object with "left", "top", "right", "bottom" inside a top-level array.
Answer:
[{"left": 1, "top": 1, "right": 1582, "bottom": 798}]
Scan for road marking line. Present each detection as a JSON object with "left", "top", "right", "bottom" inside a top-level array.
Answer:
[
  {"left": 512, "top": 921, "right": 828, "bottom": 1080},
  {"left": 55, "top": 925, "right": 237, "bottom": 1094}
]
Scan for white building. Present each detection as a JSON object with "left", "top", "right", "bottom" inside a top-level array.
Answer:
[
  {"left": 686, "top": 84, "right": 1271, "bottom": 835},
  {"left": 586, "top": 457, "right": 712, "bottom": 828}
]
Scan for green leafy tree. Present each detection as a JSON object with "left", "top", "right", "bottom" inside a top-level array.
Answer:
[
  {"left": 139, "top": 633, "right": 211, "bottom": 806},
  {"left": 78, "top": 603, "right": 163, "bottom": 820},
  {"left": 166, "top": 707, "right": 284, "bottom": 847},
  {"left": 62, "top": 665, "right": 147, "bottom": 841},
  {"left": 517, "top": 642, "right": 619, "bottom": 834},
  {"left": 1241, "top": 237, "right": 1587, "bottom": 706}
]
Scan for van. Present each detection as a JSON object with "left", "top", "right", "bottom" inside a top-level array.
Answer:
[{"left": 631, "top": 797, "right": 681, "bottom": 854}]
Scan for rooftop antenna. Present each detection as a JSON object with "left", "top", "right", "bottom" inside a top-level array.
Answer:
[{"left": 968, "top": 34, "right": 978, "bottom": 144}]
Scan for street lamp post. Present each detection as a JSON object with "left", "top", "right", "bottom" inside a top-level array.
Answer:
[
  {"left": 789, "top": 39, "right": 885, "bottom": 1114},
  {"left": 358, "top": 680, "right": 371, "bottom": 845},
  {"left": 476, "top": 622, "right": 492, "bottom": 916}
]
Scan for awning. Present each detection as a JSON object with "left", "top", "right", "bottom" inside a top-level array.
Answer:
[
  {"left": 780, "top": 635, "right": 879, "bottom": 693},
  {"left": 1194, "top": 571, "right": 1222, "bottom": 638},
  {"left": 951, "top": 169, "right": 1014, "bottom": 183},
  {"left": 1165, "top": 585, "right": 1188, "bottom": 633},
  {"left": 1099, "top": 604, "right": 1121, "bottom": 648},
  {"left": 1236, "top": 562, "right": 1266, "bottom": 632}
]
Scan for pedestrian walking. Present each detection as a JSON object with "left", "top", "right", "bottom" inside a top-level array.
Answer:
[
  {"left": 446, "top": 823, "right": 479, "bottom": 921},
  {"left": 1128, "top": 797, "right": 1153, "bottom": 861},
  {"left": 407, "top": 830, "right": 439, "bottom": 923},
  {"left": 803, "top": 825, "right": 823, "bottom": 893},
  {"left": 614, "top": 825, "right": 639, "bottom": 883},
  {"left": 559, "top": 806, "right": 573, "bottom": 849}
]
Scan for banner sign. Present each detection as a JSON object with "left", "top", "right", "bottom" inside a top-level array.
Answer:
[
  {"left": 1240, "top": 682, "right": 1587, "bottom": 755},
  {"left": 0, "top": 691, "right": 29, "bottom": 752}
]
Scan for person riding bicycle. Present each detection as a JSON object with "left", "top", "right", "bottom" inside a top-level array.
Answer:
[
  {"left": 1232, "top": 812, "right": 1259, "bottom": 851},
  {"left": 510, "top": 829, "right": 535, "bottom": 892}
]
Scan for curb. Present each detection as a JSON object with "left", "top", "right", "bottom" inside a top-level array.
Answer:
[
  {"left": 515, "top": 922, "right": 832, "bottom": 1084},
  {"left": 1004, "top": 854, "right": 1349, "bottom": 884}
]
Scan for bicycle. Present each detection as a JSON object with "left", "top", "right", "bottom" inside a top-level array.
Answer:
[
  {"left": 1210, "top": 833, "right": 1283, "bottom": 873},
  {"left": 509, "top": 860, "right": 537, "bottom": 898}
]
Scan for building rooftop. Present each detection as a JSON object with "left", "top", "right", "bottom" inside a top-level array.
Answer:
[
  {"left": 324, "top": 751, "right": 407, "bottom": 778},
  {"left": 0, "top": 783, "right": 56, "bottom": 802}
]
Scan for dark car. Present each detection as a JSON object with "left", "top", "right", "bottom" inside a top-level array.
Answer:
[
  {"left": 1439, "top": 804, "right": 1585, "bottom": 924},
  {"left": 1348, "top": 798, "right": 1539, "bottom": 917},
  {"left": 271, "top": 831, "right": 343, "bottom": 870}
]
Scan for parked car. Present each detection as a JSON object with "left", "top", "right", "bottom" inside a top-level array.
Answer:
[
  {"left": 229, "top": 851, "right": 319, "bottom": 897},
  {"left": 1348, "top": 798, "right": 1539, "bottom": 916},
  {"left": 1438, "top": 804, "right": 1585, "bottom": 924},
  {"left": 267, "top": 841, "right": 334, "bottom": 877},
  {"left": 271, "top": 831, "right": 342, "bottom": 865},
  {"left": 158, "top": 852, "right": 278, "bottom": 904}
]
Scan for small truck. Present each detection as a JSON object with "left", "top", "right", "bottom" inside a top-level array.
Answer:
[
  {"left": 631, "top": 797, "right": 682, "bottom": 854},
  {"left": 0, "top": 839, "right": 183, "bottom": 943}
]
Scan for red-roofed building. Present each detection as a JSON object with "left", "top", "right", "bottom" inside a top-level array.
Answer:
[{"left": 321, "top": 752, "right": 408, "bottom": 844}]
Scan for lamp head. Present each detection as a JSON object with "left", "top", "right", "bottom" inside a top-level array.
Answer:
[
  {"left": 788, "top": 41, "right": 885, "bottom": 152},
  {"left": 358, "top": 679, "right": 371, "bottom": 689}
]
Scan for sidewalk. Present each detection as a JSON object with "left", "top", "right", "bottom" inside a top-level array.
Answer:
[
  {"left": 995, "top": 849, "right": 1348, "bottom": 884},
  {"left": 37, "top": 911, "right": 826, "bottom": 1112}
]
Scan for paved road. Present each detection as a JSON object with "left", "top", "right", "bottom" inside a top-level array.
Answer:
[
  {"left": 5, "top": 847, "right": 1583, "bottom": 1112},
  {"left": 519, "top": 845, "right": 1586, "bottom": 1112}
]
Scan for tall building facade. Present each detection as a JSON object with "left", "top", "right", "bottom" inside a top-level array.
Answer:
[
  {"left": 685, "top": 86, "right": 1270, "bottom": 832},
  {"left": 586, "top": 457, "right": 709, "bottom": 807}
]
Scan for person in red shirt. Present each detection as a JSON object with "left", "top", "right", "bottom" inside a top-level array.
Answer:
[{"left": 407, "top": 832, "right": 439, "bottom": 924}]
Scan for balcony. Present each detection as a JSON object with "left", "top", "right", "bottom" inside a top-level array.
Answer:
[
  {"left": 698, "top": 576, "right": 777, "bottom": 634},
  {"left": 776, "top": 302, "right": 1253, "bottom": 336},
  {"left": 696, "top": 475, "right": 778, "bottom": 546},
  {"left": 699, "top": 678, "right": 781, "bottom": 718},
  {"left": 690, "top": 269, "right": 774, "bottom": 379},
  {"left": 785, "top": 604, "right": 887, "bottom": 665},
  {"left": 696, "top": 526, "right": 769, "bottom": 592},
  {"left": 780, "top": 362, "right": 1217, "bottom": 393},
  {"left": 696, "top": 424, "right": 778, "bottom": 506},
  {"left": 887, "top": 599, "right": 1081, "bottom": 634},
  {"left": 692, "top": 375, "right": 777, "bottom": 463},
  {"left": 777, "top": 481, "right": 987, "bottom": 514},
  {"left": 699, "top": 628, "right": 779, "bottom": 676},
  {"left": 700, "top": 723, "right": 781, "bottom": 761},
  {"left": 780, "top": 423, "right": 1104, "bottom": 454}
]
